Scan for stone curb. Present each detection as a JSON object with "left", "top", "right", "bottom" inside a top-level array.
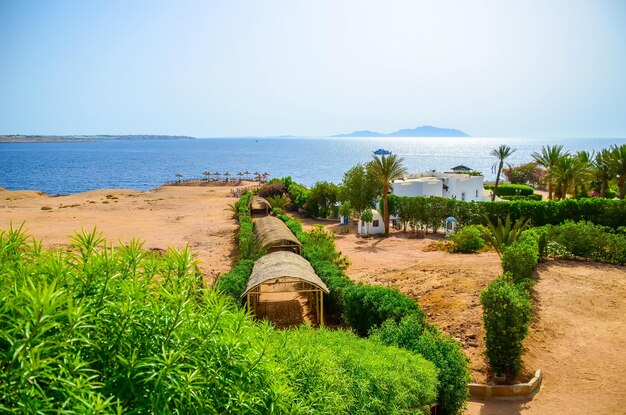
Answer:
[{"left": 469, "top": 369, "right": 542, "bottom": 399}]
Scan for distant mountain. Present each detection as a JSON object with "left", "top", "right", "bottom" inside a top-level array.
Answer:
[
  {"left": 333, "top": 130, "right": 386, "bottom": 137},
  {"left": 0, "top": 135, "right": 195, "bottom": 143},
  {"left": 332, "top": 125, "right": 469, "bottom": 138}
]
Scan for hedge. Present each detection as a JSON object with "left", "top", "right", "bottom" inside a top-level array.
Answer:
[
  {"left": 387, "top": 194, "right": 626, "bottom": 231},
  {"left": 480, "top": 275, "right": 532, "bottom": 381},
  {"left": 484, "top": 184, "right": 535, "bottom": 197},
  {"left": 214, "top": 259, "right": 255, "bottom": 301},
  {"left": 371, "top": 315, "right": 471, "bottom": 415},
  {"left": 501, "top": 233, "right": 539, "bottom": 283}
]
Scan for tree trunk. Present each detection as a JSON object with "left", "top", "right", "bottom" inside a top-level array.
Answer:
[
  {"left": 619, "top": 175, "right": 625, "bottom": 199},
  {"left": 491, "top": 162, "right": 503, "bottom": 201},
  {"left": 383, "top": 184, "right": 389, "bottom": 234},
  {"left": 548, "top": 177, "right": 553, "bottom": 200}
]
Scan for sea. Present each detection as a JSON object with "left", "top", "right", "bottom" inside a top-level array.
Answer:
[{"left": 1, "top": 137, "right": 625, "bottom": 195}]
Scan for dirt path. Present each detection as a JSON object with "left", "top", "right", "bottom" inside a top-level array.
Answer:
[
  {"left": 0, "top": 183, "right": 254, "bottom": 282},
  {"left": 467, "top": 260, "right": 626, "bottom": 415}
]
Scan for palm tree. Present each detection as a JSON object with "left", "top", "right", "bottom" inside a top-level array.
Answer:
[
  {"left": 611, "top": 144, "right": 626, "bottom": 199},
  {"left": 572, "top": 151, "right": 593, "bottom": 198},
  {"left": 531, "top": 145, "right": 567, "bottom": 200},
  {"left": 552, "top": 155, "right": 578, "bottom": 199},
  {"left": 490, "top": 145, "right": 516, "bottom": 201},
  {"left": 593, "top": 149, "right": 615, "bottom": 198},
  {"left": 367, "top": 154, "right": 406, "bottom": 234}
]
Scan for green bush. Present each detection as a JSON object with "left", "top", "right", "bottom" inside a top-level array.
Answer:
[
  {"left": 306, "top": 181, "right": 340, "bottom": 218},
  {"left": 215, "top": 259, "right": 255, "bottom": 300},
  {"left": 522, "top": 227, "right": 549, "bottom": 261},
  {"left": 480, "top": 275, "right": 532, "bottom": 381},
  {"left": 484, "top": 184, "right": 535, "bottom": 197},
  {"left": 371, "top": 315, "right": 471, "bottom": 415},
  {"left": 500, "top": 194, "right": 543, "bottom": 201},
  {"left": 272, "top": 326, "right": 439, "bottom": 414},
  {"left": 501, "top": 234, "right": 539, "bottom": 284},
  {"left": 449, "top": 225, "right": 485, "bottom": 253},
  {"left": 343, "top": 284, "right": 423, "bottom": 336},
  {"left": 546, "top": 221, "right": 626, "bottom": 265}
]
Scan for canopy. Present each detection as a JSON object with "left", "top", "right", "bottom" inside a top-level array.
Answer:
[
  {"left": 254, "top": 216, "right": 301, "bottom": 254},
  {"left": 242, "top": 251, "right": 329, "bottom": 297}
]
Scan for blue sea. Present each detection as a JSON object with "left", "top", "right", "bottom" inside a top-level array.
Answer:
[{"left": 1, "top": 137, "right": 625, "bottom": 194}]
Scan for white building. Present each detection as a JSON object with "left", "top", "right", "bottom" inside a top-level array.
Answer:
[
  {"left": 392, "top": 171, "right": 487, "bottom": 202},
  {"left": 357, "top": 209, "right": 385, "bottom": 235}
]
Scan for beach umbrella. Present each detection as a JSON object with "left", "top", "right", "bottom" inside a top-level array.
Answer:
[
  {"left": 175, "top": 173, "right": 183, "bottom": 178},
  {"left": 213, "top": 171, "right": 221, "bottom": 176},
  {"left": 263, "top": 172, "right": 269, "bottom": 177}
]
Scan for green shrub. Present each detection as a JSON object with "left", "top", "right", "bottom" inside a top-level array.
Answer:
[
  {"left": 215, "top": 259, "right": 255, "bottom": 300},
  {"left": 449, "top": 225, "right": 485, "bottom": 253},
  {"left": 484, "top": 184, "right": 535, "bottom": 197},
  {"left": 343, "top": 284, "right": 423, "bottom": 336},
  {"left": 272, "top": 326, "right": 439, "bottom": 414},
  {"left": 371, "top": 315, "right": 471, "bottom": 415},
  {"left": 522, "top": 227, "right": 549, "bottom": 261},
  {"left": 501, "top": 234, "right": 538, "bottom": 284},
  {"left": 480, "top": 275, "right": 532, "bottom": 381},
  {"left": 546, "top": 221, "right": 626, "bottom": 265}
]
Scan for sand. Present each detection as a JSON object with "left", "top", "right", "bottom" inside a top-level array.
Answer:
[
  {"left": 0, "top": 183, "right": 258, "bottom": 281},
  {"left": 2, "top": 185, "right": 625, "bottom": 414}
]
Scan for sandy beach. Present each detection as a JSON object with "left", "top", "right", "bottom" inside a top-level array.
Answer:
[
  {"left": 0, "top": 182, "right": 258, "bottom": 281},
  {"left": 2, "top": 183, "right": 625, "bottom": 414}
]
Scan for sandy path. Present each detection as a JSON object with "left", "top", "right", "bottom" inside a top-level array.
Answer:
[{"left": 0, "top": 183, "right": 255, "bottom": 281}]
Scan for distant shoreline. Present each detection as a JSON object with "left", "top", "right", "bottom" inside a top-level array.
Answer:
[{"left": 0, "top": 135, "right": 195, "bottom": 143}]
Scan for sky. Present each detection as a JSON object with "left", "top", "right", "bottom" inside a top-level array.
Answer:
[{"left": 1, "top": 0, "right": 625, "bottom": 138}]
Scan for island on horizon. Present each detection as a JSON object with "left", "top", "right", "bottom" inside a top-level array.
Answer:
[{"left": 333, "top": 125, "right": 469, "bottom": 138}]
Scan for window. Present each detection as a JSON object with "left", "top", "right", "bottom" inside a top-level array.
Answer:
[
  {"left": 461, "top": 192, "right": 466, "bottom": 201},
  {"left": 373, "top": 220, "right": 380, "bottom": 227},
  {"left": 476, "top": 190, "right": 479, "bottom": 198}
]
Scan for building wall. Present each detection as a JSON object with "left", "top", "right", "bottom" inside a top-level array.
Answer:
[
  {"left": 393, "top": 173, "right": 485, "bottom": 201},
  {"left": 357, "top": 210, "right": 385, "bottom": 235}
]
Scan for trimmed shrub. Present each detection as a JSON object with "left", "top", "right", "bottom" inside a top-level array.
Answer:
[
  {"left": 484, "top": 184, "right": 535, "bottom": 197},
  {"left": 480, "top": 275, "right": 532, "bottom": 381},
  {"left": 449, "top": 225, "right": 485, "bottom": 253},
  {"left": 258, "top": 181, "right": 287, "bottom": 199},
  {"left": 501, "top": 234, "right": 539, "bottom": 283},
  {"left": 522, "top": 227, "right": 549, "bottom": 261},
  {"left": 215, "top": 259, "right": 255, "bottom": 300},
  {"left": 371, "top": 315, "right": 471, "bottom": 415},
  {"left": 273, "top": 326, "right": 439, "bottom": 414},
  {"left": 343, "top": 284, "right": 423, "bottom": 336}
]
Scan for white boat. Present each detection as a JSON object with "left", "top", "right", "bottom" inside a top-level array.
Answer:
[{"left": 373, "top": 148, "right": 392, "bottom": 155}]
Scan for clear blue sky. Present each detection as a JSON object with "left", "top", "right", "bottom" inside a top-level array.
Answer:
[{"left": 1, "top": 0, "right": 625, "bottom": 138}]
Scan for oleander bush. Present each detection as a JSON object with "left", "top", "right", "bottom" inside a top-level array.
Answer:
[
  {"left": 480, "top": 275, "right": 532, "bottom": 381},
  {"left": 371, "top": 314, "right": 471, "bottom": 415},
  {"left": 449, "top": 225, "right": 485, "bottom": 253},
  {"left": 0, "top": 225, "right": 441, "bottom": 414}
]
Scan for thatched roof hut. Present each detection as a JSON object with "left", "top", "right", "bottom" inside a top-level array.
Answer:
[
  {"left": 248, "top": 195, "right": 271, "bottom": 215},
  {"left": 242, "top": 251, "right": 329, "bottom": 297},
  {"left": 243, "top": 251, "right": 329, "bottom": 326},
  {"left": 254, "top": 216, "right": 301, "bottom": 254}
]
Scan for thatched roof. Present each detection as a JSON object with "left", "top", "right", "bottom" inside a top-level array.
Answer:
[
  {"left": 249, "top": 195, "right": 271, "bottom": 211},
  {"left": 254, "top": 216, "right": 301, "bottom": 253},
  {"left": 242, "top": 251, "right": 329, "bottom": 296}
]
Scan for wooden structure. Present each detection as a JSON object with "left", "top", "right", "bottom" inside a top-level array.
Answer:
[
  {"left": 254, "top": 216, "right": 302, "bottom": 255},
  {"left": 243, "top": 251, "right": 329, "bottom": 326},
  {"left": 248, "top": 195, "right": 271, "bottom": 216}
]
